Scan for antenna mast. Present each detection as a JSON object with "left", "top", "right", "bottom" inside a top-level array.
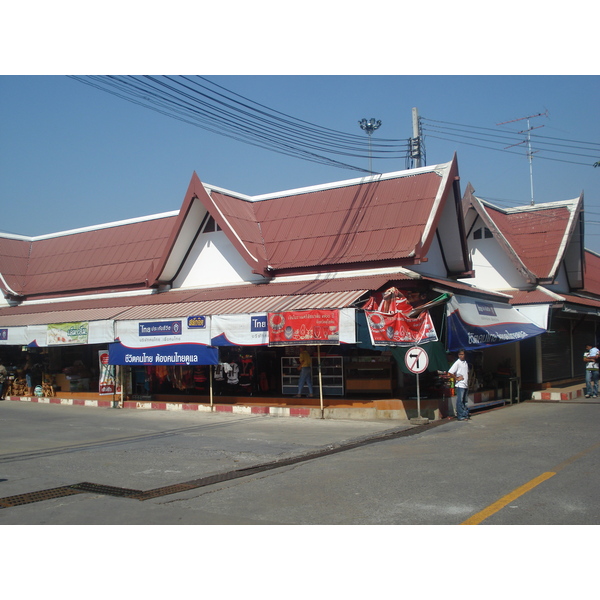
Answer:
[{"left": 497, "top": 110, "right": 548, "bottom": 206}]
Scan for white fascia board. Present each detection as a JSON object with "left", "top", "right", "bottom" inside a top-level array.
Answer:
[
  {"left": 1, "top": 211, "right": 180, "bottom": 242},
  {"left": 203, "top": 162, "right": 451, "bottom": 203},
  {"left": 18, "top": 288, "right": 158, "bottom": 306}
]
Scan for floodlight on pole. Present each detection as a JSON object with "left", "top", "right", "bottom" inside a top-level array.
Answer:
[{"left": 359, "top": 118, "right": 382, "bottom": 173}]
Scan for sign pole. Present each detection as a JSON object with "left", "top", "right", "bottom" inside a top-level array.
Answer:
[
  {"left": 416, "top": 371, "right": 421, "bottom": 419},
  {"left": 405, "top": 345, "right": 430, "bottom": 425}
]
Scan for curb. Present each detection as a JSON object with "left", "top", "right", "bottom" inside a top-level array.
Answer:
[
  {"left": 530, "top": 387, "right": 586, "bottom": 402},
  {"left": 4, "top": 395, "right": 335, "bottom": 420}
]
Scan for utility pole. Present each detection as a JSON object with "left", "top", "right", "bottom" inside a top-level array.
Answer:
[
  {"left": 359, "top": 118, "right": 382, "bottom": 173},
  {"left": 410, "top": 107, "right": 423, "bottom": 168},
  {"left": 497, "top": 111, "right": 548, "bottom": 206}
]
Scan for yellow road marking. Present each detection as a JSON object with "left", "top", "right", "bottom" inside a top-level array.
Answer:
[
  {"left": 461, "top": 472, "right": 556, "bottom": 525},
  {"left": 462, "top": 440, "right": 600, "bottom": 525}
]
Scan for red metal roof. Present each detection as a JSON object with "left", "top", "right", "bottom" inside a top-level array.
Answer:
[
  {"left": 205, "top": 167, "right": 451, "bottom": 273},
  {"left": 485, "top": 204, "right": 573, "bottom": 279},
  {"left": 0, "top": 274, "right": 401, "bottom": 326},
  {"left": 0, "top": 215, "right": 178, "bottom": 299},
  {"left": 504, "top": 288, "right": 561, "bottom": 305}
]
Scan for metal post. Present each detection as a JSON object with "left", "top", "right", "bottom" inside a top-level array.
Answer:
[
  {"left": 209, "top": 364, "right": 213, "bottom": 409},
  {"left": 416, "top": 371, "right": 421, "bottom": 418},
  {"left": 359, "top": 118, "right": 382, "bottom": 173},
  {"left": 318, "top": 346, "right": 324, "bottom": 414}
]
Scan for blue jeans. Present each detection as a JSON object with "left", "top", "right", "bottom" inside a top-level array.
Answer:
[
  {"left": 455, "top": 387, "right": 469, "bottom": 419},
  {"left": 297, "top": 367, "right": 313, "bottom": 396},
  {"left": 585, "top": 369, "right": 599, "bottom": 396}
]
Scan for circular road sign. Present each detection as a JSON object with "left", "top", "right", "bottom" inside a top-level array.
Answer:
[{"left": 405, "top": 346, "right": 429, "bottom": 374}]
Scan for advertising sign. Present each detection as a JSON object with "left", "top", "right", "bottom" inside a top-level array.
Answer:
[
  {"left": 48, "top": 322, "right": 89, "bottom": 345},
  {"left": 211, "top": 313, "right": 269, "bottom": 346},
  {"left": 98, "top": 350, "right": 116, "bottom": 395},
  {"left": 446, "top": 294, "right": 546, "bottom": 350},
  {"left": 110, "top": 317, "right": 216, "bottom": 365},
  {"left": 268, "top": 310, "right": 340, "bottom": 346},
  {"left": 364, "top": 310, "right": 438, "bottom": 346}
]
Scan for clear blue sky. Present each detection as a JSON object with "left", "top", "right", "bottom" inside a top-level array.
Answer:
[{"left": 2, "top": 7, "right": 599, "bottom": 251}]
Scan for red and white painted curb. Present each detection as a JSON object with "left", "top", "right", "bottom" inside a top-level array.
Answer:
[
  {"left": 531, "top": 387, "right": 586, "bottom": 402},
  {"left": 4, "top": 395, "right": 316, "bottom": 418}
]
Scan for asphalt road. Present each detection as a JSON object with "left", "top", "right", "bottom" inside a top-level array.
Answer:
[
  {"left": 2, "top": 398, "right": 599, "bottom": 527},
  {"left": 3, "top": 399, "right": 597, "bottom": 598}
]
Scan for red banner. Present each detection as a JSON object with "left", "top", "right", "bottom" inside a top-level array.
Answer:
[
  {"left": 365, "top": 310, "right": 438, "bottom": 346},
  {"left": 268, "top": 310, "right": 339, "bottom": 345}
]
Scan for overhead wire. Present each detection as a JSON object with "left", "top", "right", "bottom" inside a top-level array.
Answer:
[
  {"left": 70, "top": 75, "right": 411, "bottom": 174},
  {"left": 421, "top": 117, "right": 600, "bottom": 167}
]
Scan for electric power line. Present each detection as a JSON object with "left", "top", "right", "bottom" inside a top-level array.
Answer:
[{"left": 70, "top": 75, "right": 411, "bottom": 175}]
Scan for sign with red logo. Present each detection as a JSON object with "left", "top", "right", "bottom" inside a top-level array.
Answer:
[
  {"left": 268, "top": 310, "right": 340, "bottom": 346},
  {"left": 365, "top": 310, "right": 438, "bottom": 346}
]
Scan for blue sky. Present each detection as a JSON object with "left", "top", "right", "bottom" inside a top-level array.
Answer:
[{"left": 1, "top": 6, "right": 599, "bottom": 251}]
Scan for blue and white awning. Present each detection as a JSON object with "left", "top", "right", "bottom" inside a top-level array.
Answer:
[{"left": 446, "top": 294, "right": 546, "bottom": 351}]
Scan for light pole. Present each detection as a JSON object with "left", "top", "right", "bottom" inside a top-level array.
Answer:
[{"left": 359, "top": 118, "right": 382, "bottom": 173}]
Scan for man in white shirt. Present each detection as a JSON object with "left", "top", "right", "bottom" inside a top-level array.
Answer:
[
  {"left": 584, "top": 343, "right": 599, "bottom": 398},
  {"left": 448, "top": 349, "right": 470, "bottom": 421}
]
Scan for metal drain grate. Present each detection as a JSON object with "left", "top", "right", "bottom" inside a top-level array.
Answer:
[
  {"left": 0, "top": 419, "right": 449, "bottom": 508},
  {"left": 69, "top": 482, "right": 144, "bottom": 498},
  {"left": 0, "top": 486, "right": 84, "bottom": 508}
]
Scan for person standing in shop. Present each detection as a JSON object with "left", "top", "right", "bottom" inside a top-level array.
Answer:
[
  {"left": 584, "top": 343, "right": 599, "bottom": 398},
  {"left": 448, "top": 349, "right": 470, "bottom": 421},
  {"left": 295, "top": 346, "right": 313, "bottom": 398},
  {"left": 0, "top": 360, "right": 7, "bottom": 400}
]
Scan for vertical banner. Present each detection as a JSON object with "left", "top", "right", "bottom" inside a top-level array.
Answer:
[
  {"left": 98, "top": 350, "right": 116, "bottom": 395},
  {"left": 268, "top": 310, "right": 340, "bottom": 345}
]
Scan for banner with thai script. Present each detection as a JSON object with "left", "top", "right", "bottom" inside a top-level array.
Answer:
[
  {"left": 0, "top": 327, "right": 28, "bottom": 346},
  {"left": 364, "top": 309, "right": 438, "bottom": 346},
  {"left": 268, "top": 310, "right": 340, "bottom": 346},
  {"left": 98, "top": 350, "right": 116, "bottom": 395},
  {"left": 48, "top": 322, "right": 89, "bottom": 345},
  {"left": 446, "top": 294, "right": 546, "bottom": 351},
  {"left": 111, "top": 317, "right": 215, "bottom": 365},
  {"left": 212, "top": 313, "right": 270, "bottom": 346},
  {"left": 108, "top": 341, "right": 218, "bottom": 366},
  {"left": 115, "top": 317, "right": 211, "bottom": 347}
]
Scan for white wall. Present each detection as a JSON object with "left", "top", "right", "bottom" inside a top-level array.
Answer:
[
  {"left": 411, "top": 234, "right": 449, "bottom": 278},
  {"left": 462, "top": 236, "right": 529, "bottom": 290},
  {"left": 173, "top": 231, "right": 267, "bottom": 289}
]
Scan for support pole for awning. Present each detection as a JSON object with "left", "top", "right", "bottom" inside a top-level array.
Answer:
[
  {"left": 209, "top": 365, "right": 213, "bottom": 408},
  {"left": 317, "top": 346, "right": 324, "bottom": 415}
]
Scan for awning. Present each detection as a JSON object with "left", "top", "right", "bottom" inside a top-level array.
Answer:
[{"left": 446, "top": 294, "right": 546, "bottom": 351}]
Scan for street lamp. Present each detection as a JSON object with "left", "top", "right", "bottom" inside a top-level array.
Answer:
[{"left": 359, "top": 118, "right": 382, "bottom": 173}]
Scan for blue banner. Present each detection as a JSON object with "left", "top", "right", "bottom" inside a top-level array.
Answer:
[
  {"left": 446, "top": 294, "right": 546, "bottom": 351},
  {"left": 108, "top": 342, "right": 218, "bottom": 366}
]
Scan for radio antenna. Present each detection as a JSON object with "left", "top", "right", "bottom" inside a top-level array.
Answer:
[{"left": 497, "top": 110, "right": 548, "bottom": 206}]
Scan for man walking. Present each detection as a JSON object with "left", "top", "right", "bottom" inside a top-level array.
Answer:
[
  {"left": 584, "top": 343, "right": 599, "bottom": 398},
  {"left": 448, "top": 349, "right": 470, "bottom": 421}
]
